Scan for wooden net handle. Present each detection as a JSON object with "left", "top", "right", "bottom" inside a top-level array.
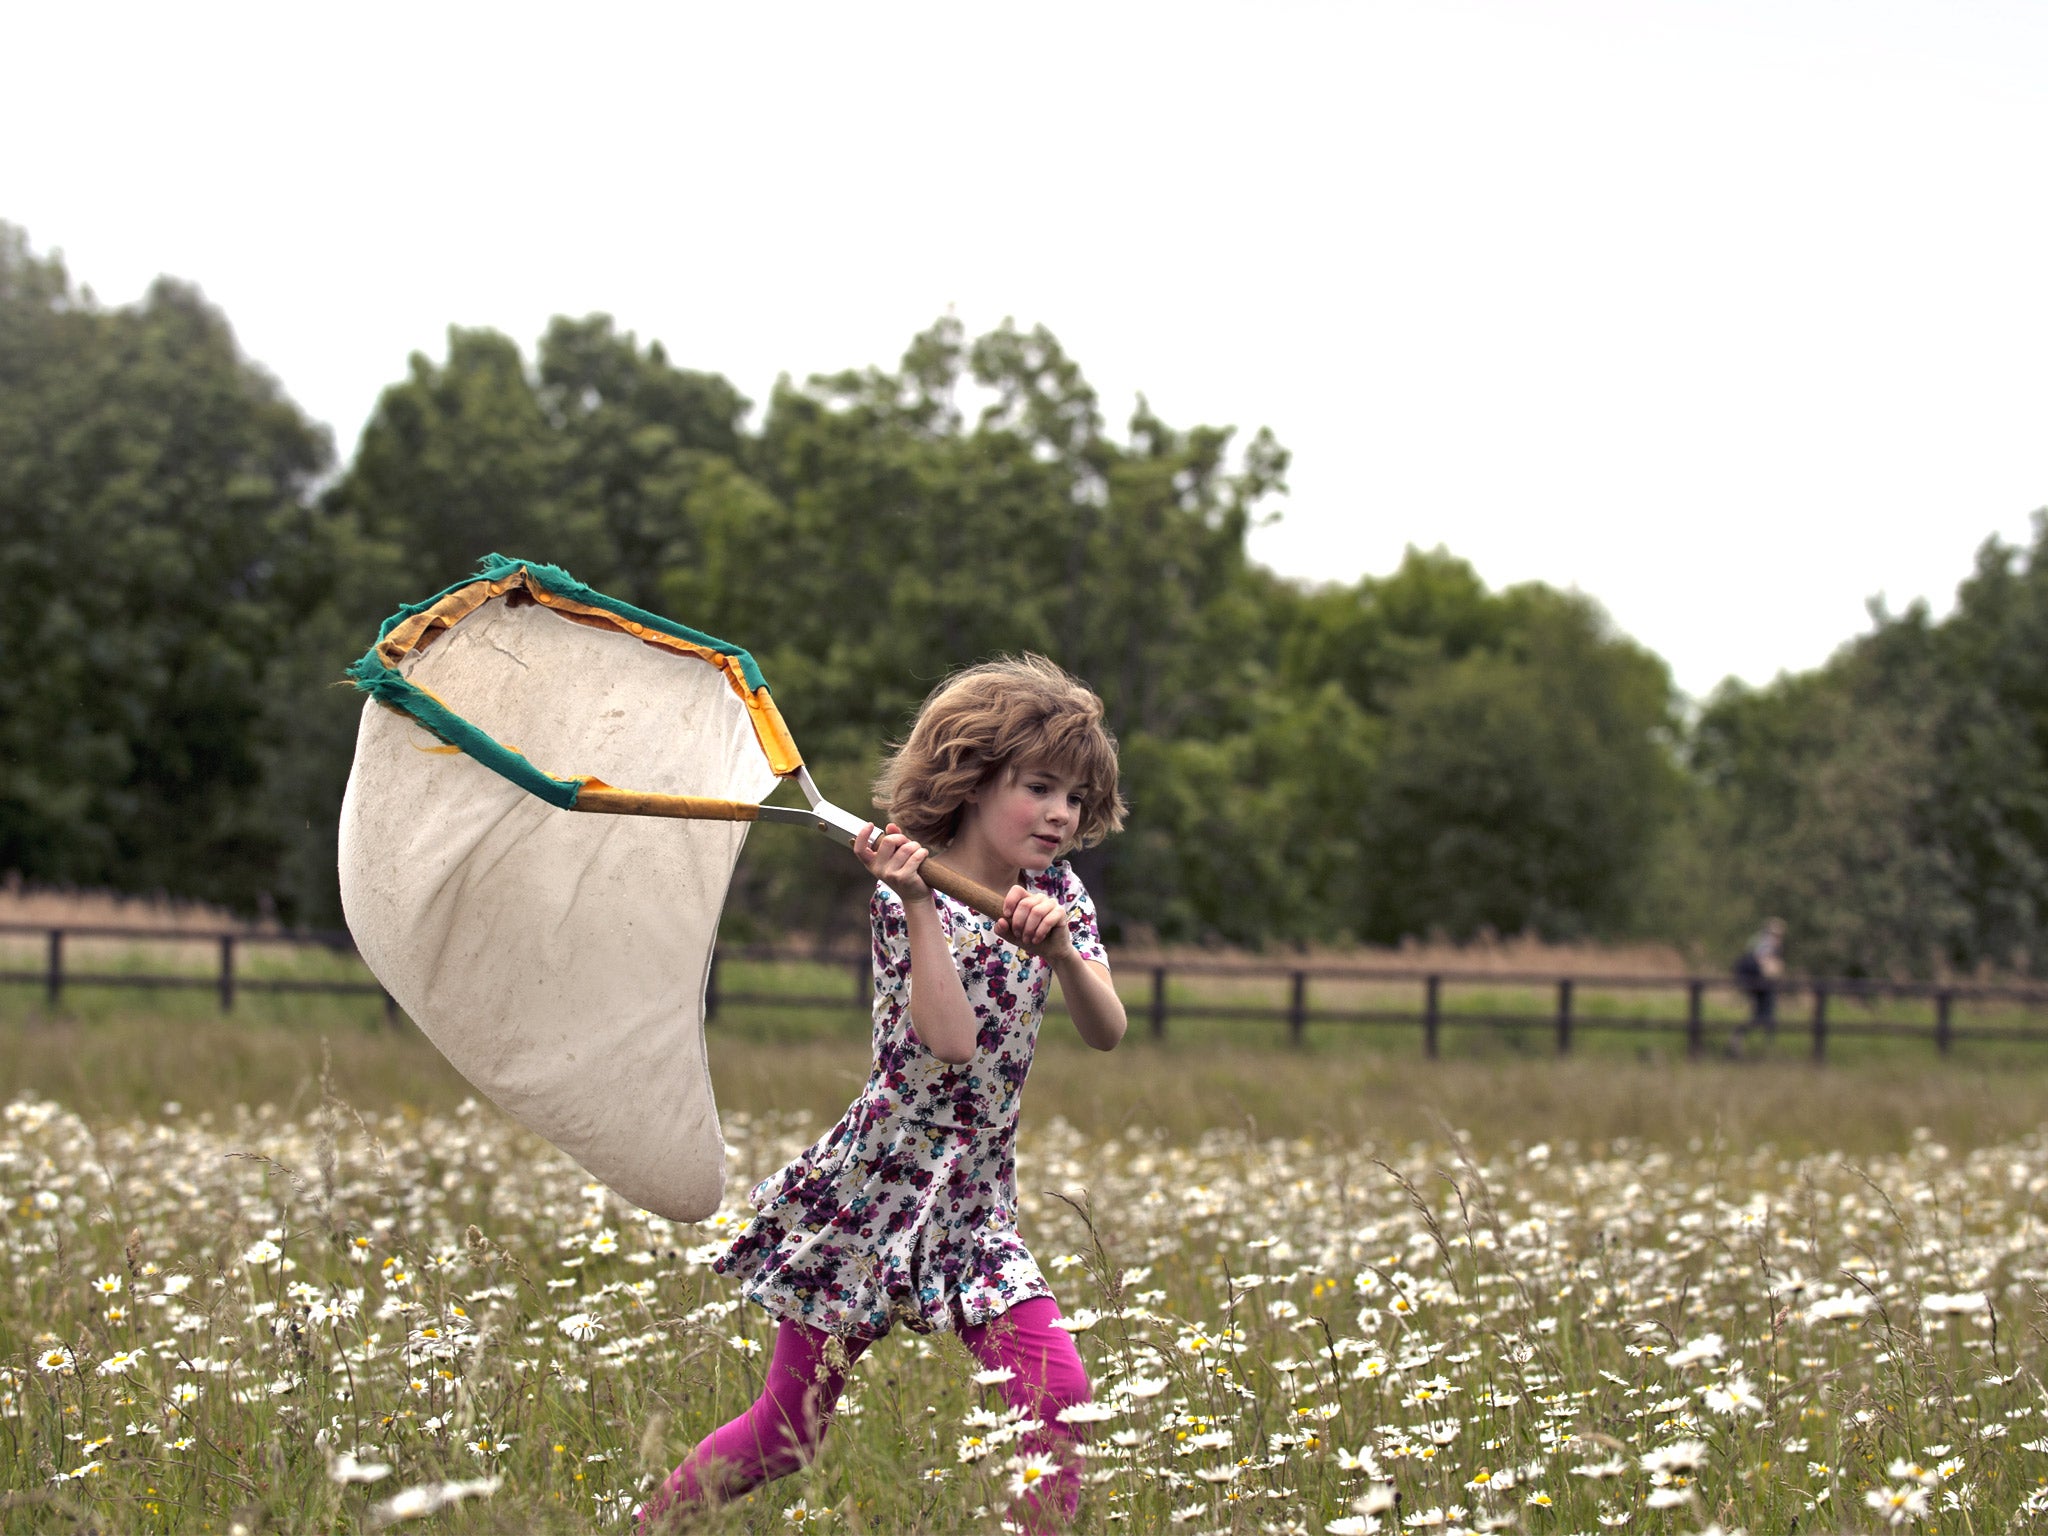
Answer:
[
  {"left": 917, "top": 857, "right": 1010, "bottom": 922},
  {"left": 571, "top": 784, "right": 1014, "bottom": 923}
]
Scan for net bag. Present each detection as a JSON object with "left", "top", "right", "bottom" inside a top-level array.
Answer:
[{"left": 338, "top": 558, "right": 799, "bottom": 1221}]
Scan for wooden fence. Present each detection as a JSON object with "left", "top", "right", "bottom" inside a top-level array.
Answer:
[
  {"left": 0, "top": 922, "right": 401, "bottom": 1025},
  {"left": 11, "top": 921, "right": 2048, "bottom": 1059},
  {"left": 707, "top": 952, "right": 2048, "bottom": 1058}
]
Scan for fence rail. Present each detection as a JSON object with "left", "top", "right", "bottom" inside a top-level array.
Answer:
[
  {"left": 0, "top": 922, "right": 401, "bottom": 1025},
  {"left": 704, "top": 949, "right": 2048, "bottom": 1057},
  {"left": 8, "top": 921, "right": 2048, "bottom": 1058}
]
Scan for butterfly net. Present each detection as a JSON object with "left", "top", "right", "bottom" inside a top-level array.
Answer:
[{"left": 338, "top": 557, "right": 799, "bottom": 1220}]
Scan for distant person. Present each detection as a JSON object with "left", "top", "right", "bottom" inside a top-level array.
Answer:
[{"left": 1729, "top": 917, "right": 1786, "bottom": 1056}]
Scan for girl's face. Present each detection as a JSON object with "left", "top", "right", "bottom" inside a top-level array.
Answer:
[{"left": 956, "top": 763, "right": 1085, "bottom": 878}]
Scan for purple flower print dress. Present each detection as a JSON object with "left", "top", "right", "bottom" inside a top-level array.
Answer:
[{"left": 715, "top": 860, "right": 1106, "bottom": 1339}]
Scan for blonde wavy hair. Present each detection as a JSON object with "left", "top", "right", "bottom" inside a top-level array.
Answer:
[{"left": 872, "top": 655, "right": 1126, "bottom": 852}]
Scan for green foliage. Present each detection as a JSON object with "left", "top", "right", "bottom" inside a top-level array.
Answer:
[
  {"left": 5, "top": 225, "right": 1771, "bottom": 955},
  {"left": 1268, "top": 553, "right": 1679, "bottom": 944},
  {"left": 0, "top": 226, "right": 333, "bottom": 909},
  {"left": 1674, "top": 519, "right": 2048, "bottom": 977}
]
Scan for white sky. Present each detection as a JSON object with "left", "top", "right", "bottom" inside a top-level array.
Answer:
[{"left": 8, "top": 1, "right": 2045, "bottom": 699}]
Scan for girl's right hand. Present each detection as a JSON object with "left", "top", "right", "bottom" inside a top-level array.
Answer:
[{"left": 854, "top": 822, "right": 931, "bottom": 902}]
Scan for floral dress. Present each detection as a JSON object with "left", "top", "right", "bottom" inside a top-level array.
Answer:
[{"left": 715, "top": 860, "right": 1105, "bottom": 1339}]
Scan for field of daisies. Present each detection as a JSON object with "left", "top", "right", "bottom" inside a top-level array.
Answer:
[{"left": 6, "top": 1087, "right": 2047, "bottom": 1535}]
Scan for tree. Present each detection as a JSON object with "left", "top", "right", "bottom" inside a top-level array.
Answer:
[
  {"left": 1681, "top": 517, "right": 2048, "bottom": 977},
  {"left": 4, "top": 240, "right": 1724, "bottom": 954},
  {"left": 0, "top": 224, "right": 333, "bottom": 910},
  {"left": 1277, "top": 551, "right": 1680, "bottom": 943},
  {"left": 341, "top": 327, "right": 578, "bottom": 591},
  {"left": 710, "top": 318, "right": 1296, "bottom": 942}
]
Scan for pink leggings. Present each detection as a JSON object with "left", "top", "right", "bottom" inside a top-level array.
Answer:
[{"left": 640, "top": 1296, "right": 1090, "bottom": 1532}]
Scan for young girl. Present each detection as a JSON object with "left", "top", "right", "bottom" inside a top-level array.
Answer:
[{"left": 642, "top": 655, "right": 1129, "bottom": 1532}]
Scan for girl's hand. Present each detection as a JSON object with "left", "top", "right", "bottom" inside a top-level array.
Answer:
[
  {"left": 854, "top": 822, "right": 932, "bottom": 902},
  {"left": 996, "top": 886, "right": 1074, "bottom": 960}
]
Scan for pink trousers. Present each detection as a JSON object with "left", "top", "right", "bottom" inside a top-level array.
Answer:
[{"left": 639, "top": 1295, "right": 1090, "bottom": 1532}]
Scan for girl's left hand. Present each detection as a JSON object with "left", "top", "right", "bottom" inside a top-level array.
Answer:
[{"left": 996, "top": 887, "right": 1074, "bottom": 960}]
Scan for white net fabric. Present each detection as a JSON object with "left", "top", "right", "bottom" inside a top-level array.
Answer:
[{"left": 338, "top": 595, "right": 779, "bottom": 1220}]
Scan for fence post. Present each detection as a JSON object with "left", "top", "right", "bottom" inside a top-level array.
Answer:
[
  {"left": 704, "top": 954, "right": 720, "bottom": 1023},
  {"left": 856, "top": 955, "right": 871, "bottom": 1011},
  {"left": 382, "top": 988, "right": 400, "bottom": 1030},
  {"left": 1555, "top": 978, "right": 1574, "bottom": 1055},
  {"left": 218, "top": 936, "right": 236, "bottom": 1012},
  {"left": 1288, "top": 971, "right": 1307, "bottom": 1047},
  {"left": 46, "top": 929, "right": 63, "bottom": 1009},
  {"left": 1810, "top": 984, "right": 1828, "bottom": 1063},
  {"left": 1935, "top": 990, "right": 1952, "bottom": 1055},
  {"left": 1686, "top": 980, "right": 1704, "bottom": 1059},
  {"left": 1150, "top": 967, "right": 1167, "bottom": 1040},
  {"left": 1423, "top": 974, "right": 1440, "bottom": 1059}
]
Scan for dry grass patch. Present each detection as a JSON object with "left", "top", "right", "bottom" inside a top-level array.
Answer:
[{"left": 3, "top": 1008, "right": 2046, "bottom": 1158}]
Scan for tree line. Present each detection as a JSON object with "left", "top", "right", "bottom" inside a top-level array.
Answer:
[{"left": 5, "top": 223, "right": 2045, "bottom": 975}]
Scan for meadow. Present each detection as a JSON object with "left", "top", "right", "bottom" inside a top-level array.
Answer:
[{"left": 4, "top": 972, "right": 2048, "bottom": 1534}]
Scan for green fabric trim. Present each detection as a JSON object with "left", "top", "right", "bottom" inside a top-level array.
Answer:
[
  {"left": 370, "top": 553, "right": 768, "bottom": 693},
  {"left": 343, "top": 652, "right": 587, "bottom": 808},
  {"left": 347, "top": 554, "right": 773, "bottom": 811}
]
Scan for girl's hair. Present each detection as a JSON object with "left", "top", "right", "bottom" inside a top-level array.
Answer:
[{"left": 872, "top": 655, "right": 1127, "bottom": 851}]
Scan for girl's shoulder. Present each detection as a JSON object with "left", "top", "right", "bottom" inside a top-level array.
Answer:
[
  {"left": 1032, "top": 859, "right": 1092, "bottom": 903},
  {"left": 1041, "top": 860, "right": 1108, "bottom": 965},
  {"left": 870, "top": 879, "right": 909, "bottom": 935}
]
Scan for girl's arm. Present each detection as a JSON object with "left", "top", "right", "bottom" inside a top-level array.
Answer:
[
  {"left": 999, "top": 888, "right": 1128, "bottom": 1052},
  {"left": 1052, "top": 954, "right": 1127, "bottom": 1051},
  {"left": 857, "top": 824, "right": 978, "bottom": 1065}
]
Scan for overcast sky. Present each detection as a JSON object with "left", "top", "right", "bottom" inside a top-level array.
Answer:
[{"left": 8, "top": 1, "right": 2045, "bottom": 698}]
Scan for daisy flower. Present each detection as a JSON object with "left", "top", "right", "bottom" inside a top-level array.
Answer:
[
  {"left": 1703, "top": 1374, "right": 1762, "bottom": 1416},
  {"left": 1665, "top": 1334, "right": 1724, "bottom": 1368},
  {"left": 1056, "top": 1400, "right": 1119, "bottom": 1424},
  {"left": 1865, "top": 1485, "right": 1931, "bottom": 1526},
  {"left": 1641, "top": 1441, "right": 1709, "bottom": 1474},
  {"left": 1008, "top": 1453, "right": 1063, "bottom": 1498}
]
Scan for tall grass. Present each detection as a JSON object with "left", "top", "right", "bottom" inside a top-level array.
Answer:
[
  {"left": 3, "top": 1023, "right": 2044, "bottom": 1532},
  {"left": 3, "top": 1002, "right": 2046, "bottom": 1156}
]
